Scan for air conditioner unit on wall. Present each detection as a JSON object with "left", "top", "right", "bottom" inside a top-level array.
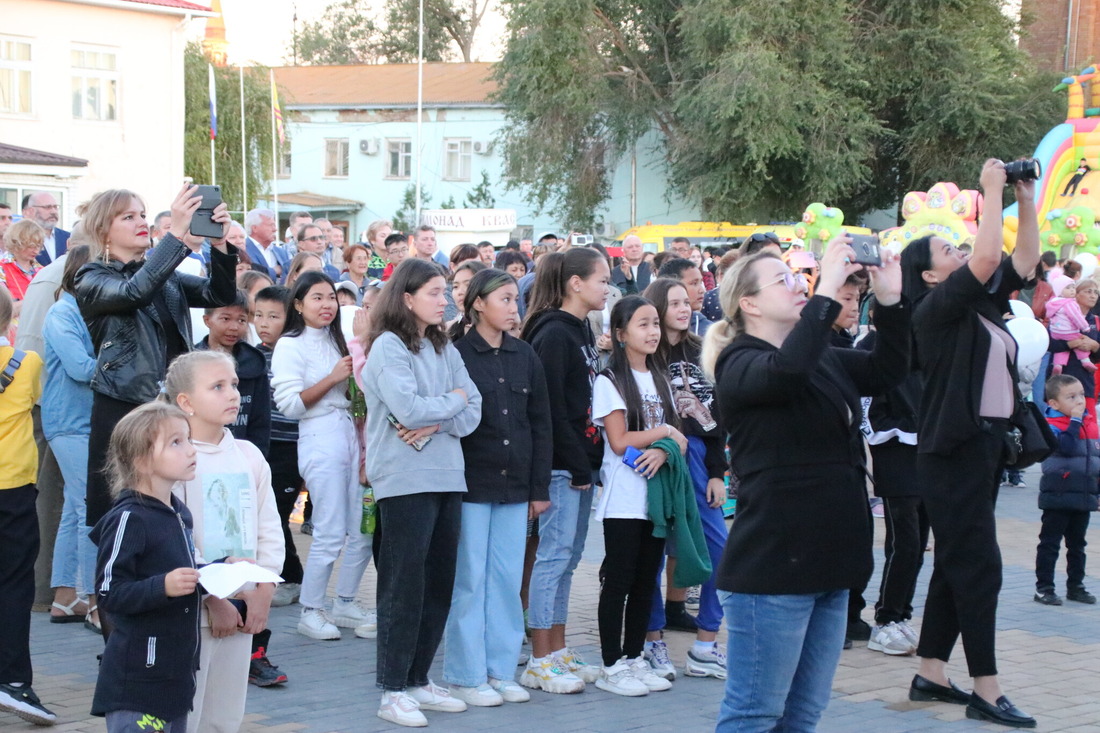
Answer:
[
  {"left": 472, "top": 140, "right": 491, "bottom": 155},
  {"left": 359, "top": 139, "right": 379, "bottom": 155},
  {"left": 594, "top": 222, "right": 616, "bottom": 237}
]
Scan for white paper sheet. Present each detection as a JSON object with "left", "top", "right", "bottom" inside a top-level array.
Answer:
[{"left": 198, "top": 562, "right": 283, "bottom": 599}]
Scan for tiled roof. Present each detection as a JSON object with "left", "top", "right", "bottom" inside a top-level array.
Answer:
[
  {"left": 121, "top": 0, "right": 212, "bottom": 11},
  {"left": 273, "top": 63, "right": 498, "bottom": 108},
  {"left": 0, "top": 143, "right": 89, "bottom": 167}
]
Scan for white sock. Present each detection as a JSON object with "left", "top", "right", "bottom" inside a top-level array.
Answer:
[
  {"left": 551, "top": 647, "right": 568, "bottom": 657},
  {"left": 692, "top": 640, "right": 715, "bottom": 657}
]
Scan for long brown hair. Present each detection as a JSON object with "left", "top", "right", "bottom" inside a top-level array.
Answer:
[
  {"left": 644, "top": 277, "right": 701, "bottom": 368},
  {"left": 56, "top": 245, "right": 92, "bottom": 300},
  {"left": 367, "top": 258, "right": 449, "bottom": 354},
  {"left": 520, "top": 247, "right": 604, "bottom": 339}
]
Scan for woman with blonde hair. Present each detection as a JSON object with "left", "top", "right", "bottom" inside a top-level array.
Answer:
[
  {"left": 74, "top": 185, "right": 237, "bottom": 528},
  {"left": 703, "top": 240, "right": 909, "bottom": 731},
  {"left": 1, "top": 219, "right": 45, "bottom": 339}
]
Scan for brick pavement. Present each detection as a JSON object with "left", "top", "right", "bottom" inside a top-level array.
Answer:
[{"left": 8, "top": 464, "right": 1100, "bottom": 732}]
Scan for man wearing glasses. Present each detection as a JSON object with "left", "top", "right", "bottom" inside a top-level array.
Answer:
[
  {"left": 668, "top": 236, "right": 692, "bottom": 258},
  {"left": 21, "top": 192, "right": 69, "bottom": 266}
]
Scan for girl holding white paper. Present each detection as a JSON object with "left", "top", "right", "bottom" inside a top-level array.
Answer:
[{"left": 164, "top": 351, "right": 284, "bottom": 733}]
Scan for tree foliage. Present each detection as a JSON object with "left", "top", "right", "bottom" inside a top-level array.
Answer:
[
  {"left": 291, "top": 0, "right": 489, "bottom": 65},
  {"left": 183, "top": 42, "right": 276, "bottom": 214},
  {"left": 465, "top": 170, "right": 496, "bottom": 208},
  {"left": 394, "top": 185, "right": 432, "bottom": 231},
  {"left": 493, "top": 0, "right": 1062, "bottom": 228}
]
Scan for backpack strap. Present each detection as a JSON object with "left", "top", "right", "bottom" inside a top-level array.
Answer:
[{"left": 0, "top": 349, "right": 25, "bottom": 394}]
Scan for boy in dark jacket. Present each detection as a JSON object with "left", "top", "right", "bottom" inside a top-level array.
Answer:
[
  {"left": 196, "top": 290, "right": 271, "bottom": 457},
  {"left": 1035, "top": 374, "right": 1099, "bottom": 606}
]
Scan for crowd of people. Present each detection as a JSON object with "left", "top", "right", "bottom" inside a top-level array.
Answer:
[{"left": 0, "top": 158, "right": 1094, "bottom": 732}]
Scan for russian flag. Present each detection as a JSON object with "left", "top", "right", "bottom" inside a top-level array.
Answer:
[{"left": 208, "top": 63, "right": 218, "bottom": 140}]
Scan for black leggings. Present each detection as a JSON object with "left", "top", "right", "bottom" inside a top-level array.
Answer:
[
  {"left": 87, "top": 393, "right": 140, "bottom": 527},
  {"left": 268, "top": 439, "right": 304, "bottom": 585},
  {"left": 916, "top": 431, "right": 1005, "bottom": 678},
  {"left": 599, "top": 519, "right": 665, "bottom": 667},
  {"left": 875, "top": 496, "right": 930, "bottom": 624}
]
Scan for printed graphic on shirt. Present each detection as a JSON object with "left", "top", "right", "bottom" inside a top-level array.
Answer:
[
  {"left": 669, "top": 359, "right": 717, "bottom": 432},
  {"left": 202, "top": 473, "right": 256, "bottom": 561},
  {"left": 583, "top": 340, "right": 602, "bottom": 444}
]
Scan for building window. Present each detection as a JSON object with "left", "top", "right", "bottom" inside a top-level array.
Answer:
[
  {"left": 278, "top": 146, "right": 292, "bottom": 178},
  {"left": 386, "top": 139, "right": 412, "bottom": 179},
  {"left": 71, "top": 47, "right": 118, "bottom": 121},
  {"left": 443, "top": 138, "right": 472, "bottom": 181},
  {"left": 325, "top": 138, "right": 349, "bottom": 177},
  {"left": 0, "top": 36, "right": 32, "bottom": 115}
]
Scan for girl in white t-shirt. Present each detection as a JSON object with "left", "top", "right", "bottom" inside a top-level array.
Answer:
[{"left": 591, "top": 295, "right": 688, "bottom": 698}]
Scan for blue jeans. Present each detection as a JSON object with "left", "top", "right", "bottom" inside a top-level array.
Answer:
[
  {"left": 443, "top": 501, "right": 527, "bottom": 687},
  {"left": 716, "top": 589, "right": 848, "bottom": 733},
  {"left": 650, "top": 436, "right": 728, "bottom": 633},
  {"left": 528, "top": 470, "right": 594, "bottom": 629},
  {"left": 49, "top": 433, "right": 96, "bottom": 596}
]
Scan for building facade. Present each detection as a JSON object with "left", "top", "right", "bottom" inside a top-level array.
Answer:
[{"left": 1019, "top": 0, "right": 1099, "bottom": 73}]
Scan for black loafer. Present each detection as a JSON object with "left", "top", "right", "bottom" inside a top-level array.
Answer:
[
  {"left": 908, "top": 674, "right": 970, "bottom": 704},
  {"left": 1067, "top": 587, "right": 1097, "bottom": 604},
  {"left": 965, "top": 694, "right": 1036, "bottom": 728}
]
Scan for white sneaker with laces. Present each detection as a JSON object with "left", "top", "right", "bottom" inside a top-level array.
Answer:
[
  {"left": 554, "top": 647, "right": 600, "bottom": 684},
  {"left": 684, "top": 644, "right": 728, "bottom": 679},
  {"left": 519, "top": 656, "right": 585, "bottom": 693},
  {"left": 628, "top": 656, "right": 672, "bottom": 691},
  {"left": 898, "top": 620, "right": 919, "bottom": 646},
  {"left": 867, "top": 622, "right": 917, "bottom": 656},
  {"left": 643, "top": 639, "right": 677, "bottom": 680},
  {"left": 330, "top": 598, "right": 371, "bottom": 628},
  {"left": 297, "top": 607, "right": 340, "bottom": 640},
  {"left": 408, "top": 680, "right": 467, "bottom": 712},
  {"left": 448, "top": 683, "right": 503, "bottom": 707},
  {"left": 488, "top": 677, "right": 530, "bottom": 703},
  {"left": 377, "top": 691, "right": 427, "bottom": 728},
  {"left": 354, "top": 609, "right": 378, "bottom": 639},
  {"left": 595, "top": 658, "right": 649, "bottom": 697}
]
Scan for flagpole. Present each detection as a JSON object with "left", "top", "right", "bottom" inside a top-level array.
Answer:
[
  {"left": 208, "top": 63, "right": 217, "bottom": 185},
  {"left": 270, "top": 69, "right": 279, "bottom": 231},
  {"left": 414, "top": 0, "right": 424, "bottom": 227},
  {"left": 240, "top": 65, "right": 248, "bottom": 211}
]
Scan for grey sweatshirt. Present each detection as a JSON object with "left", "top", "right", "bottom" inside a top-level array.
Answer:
[{"left": 362, "top": 331, "right": 482, "bottom": 500}]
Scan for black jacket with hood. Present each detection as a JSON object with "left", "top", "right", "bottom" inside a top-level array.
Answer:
[{"left": 523, "top": 309, "right": 604, "bottom": 485}]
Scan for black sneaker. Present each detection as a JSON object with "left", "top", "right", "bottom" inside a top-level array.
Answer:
[
  {"left": 1066, "top": 587, "right": 1097, "bottom": 604},
  {"left": 846, "top": 619, "right": 872, "bottom": 641},
  {"left": 664, "top": 602, "right": 698, "bottom": 632},
  {"left": 0, "top": 683, "right": 58, "bottom": 726},
  {"left": 1034, "top": 591, "right": 1063, "bottom": 606},
  {"left": 249, "top": 648, "right": 288, "bottom": 687}
]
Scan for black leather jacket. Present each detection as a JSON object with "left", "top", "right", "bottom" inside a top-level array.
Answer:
[{"left": 75, "top": 233, "right": 238, "bottom": 404}]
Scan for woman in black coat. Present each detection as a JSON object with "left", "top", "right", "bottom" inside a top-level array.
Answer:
[
  {"left": 900, "top": 159, "right": 1041, "bottom": 728},
  {"left": 75, "top": 185, "right": 237, "bottom": 529},
  {"left": 702, "top": 240, "right": 909, "bottom": 731}
]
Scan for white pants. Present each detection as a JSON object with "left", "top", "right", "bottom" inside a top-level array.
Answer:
[
  {"left": 187, "top": 626, "right": 250, "bottom": 733},
  {"left": 298, "top": 410, "right": 372, "bottom": 609}
]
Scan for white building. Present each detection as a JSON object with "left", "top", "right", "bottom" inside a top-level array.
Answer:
[
  {"left": 268, "top": 62, "right": 699, "bottom": 243},
  {"left": 0, "top": 0, "right": 213, "bottom": 226}
]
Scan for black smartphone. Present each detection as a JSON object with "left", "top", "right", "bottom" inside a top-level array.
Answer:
[
  {"left": 848, "top": 234, "right": 882, "bottom": 267},
  {"left": 189, "top": 184, "right": 223, "bottom": 239}
]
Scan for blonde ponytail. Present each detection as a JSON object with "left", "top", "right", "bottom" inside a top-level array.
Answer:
[{"left": 700, "top": 252, "right": 775, "bottom": 380}]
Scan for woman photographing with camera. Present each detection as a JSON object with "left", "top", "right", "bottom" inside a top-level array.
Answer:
[
  {"left": 703, "top": 238, "right": 910, "bottom": 731},
  {"left": 900, "top": 159, "right": 1041, "bottom": 729}
]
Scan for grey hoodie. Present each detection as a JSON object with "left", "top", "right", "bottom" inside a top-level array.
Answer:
[{"left": 362, "top": 331, "right": 482, "bottom": 500}]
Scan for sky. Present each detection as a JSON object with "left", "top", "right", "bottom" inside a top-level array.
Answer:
[{"left": 200, "top": 0, "right": 507, "bottom": 67}]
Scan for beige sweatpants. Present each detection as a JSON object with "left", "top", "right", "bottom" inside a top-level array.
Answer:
[{"left": 187, "top": 625, "right": 251, "bottom": 733}]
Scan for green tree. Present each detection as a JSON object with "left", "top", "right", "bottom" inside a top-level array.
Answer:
[
  {"left": 394, "top": 185, "right": 432, "bottom": 231},
  {"left": 295, "top": 0, "right": 385, "bottom": 65},
  {"left": 439, "top": 195, "right": 458, "bottom": 209},
  {"left": 384, "top": 0, "right": 492, "bottom": 63},
  {"left": 183, "top": 42, "right": 277, "bottom": 214},
  {"left": 493, "top": 0, "right": 1060, "bottom": 228},
  {"left": 465, "top": 170, "right": 496, "bottom": 208}
]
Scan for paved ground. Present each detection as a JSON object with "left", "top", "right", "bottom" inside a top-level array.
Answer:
[{"left": 10, "top": 464, "right": 1100, "bottom": 732}]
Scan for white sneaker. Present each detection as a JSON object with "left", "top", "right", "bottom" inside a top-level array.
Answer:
[
  {"left": 354, "top": 609, "right": 378, "bottom": 639},
  {"left": 297, "top": 607, "right": 340, "bottom": 640},
  {"left": 448, "top": 683, "right": 503, "bottom": 707},
  {"left": 594, "top": 658, "right": 649, "bottom": 697},
  {"left": 898, "top": 620, "right": 919, "bottom": 646},
  {"left": 643, "top": 639, "right": 677, "bottom": 680},
  {"left": 684, "top": 643, "right": 727, "bottom": 679},
  {"left": 408, "top": 680, "right": 467, "bottom": 712},
  {"left": 628, "top": 656, "right": 673, "bottom": 691},
  {"left": 270, "top": 582, "right": 300, "bottom": 607},
  {"left": 553, "top": 647, "right": 600, "bottom": 684},
  {"left": 330, "top": 598, "right": 371, "bottom": 628},
  {"left": 518, "top": 656, "right": 585, "bottom": 694},
  {"left": 867, "top": 622, "right": 917, "bottom": 656},
  {"left": 377, "top": 691, "right": 427, "bottom": 728},
  {"left": 488, "top": 677, "right": 530, "bottom": 703}
]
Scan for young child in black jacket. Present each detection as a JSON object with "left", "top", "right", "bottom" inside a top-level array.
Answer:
[
  {"left": 90, "top": 402, "right": 205, "bottom": 732},
  {"left": 1035, "top": 374, "right": 1099, "bottom": 606}
]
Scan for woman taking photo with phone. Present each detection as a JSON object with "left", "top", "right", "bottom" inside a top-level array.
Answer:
[
  {"left": 703, "top": 239, "right": 909, "bottom": 731},
  {"left": 900, "top": 159, "right": 1041, "bottom": 729},
  {"left": 75, "top": 184, "right": 237, "bottom": 528},
  {"left": 361, "top": 258, "right": 482, "bottom": 727}
]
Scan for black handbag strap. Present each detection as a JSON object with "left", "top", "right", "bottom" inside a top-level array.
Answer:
[{"left": 0, "top": 348, "right": 25, "bottom": 394}]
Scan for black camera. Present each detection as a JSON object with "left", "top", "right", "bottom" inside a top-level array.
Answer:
[{"left": 1004, "top": 158, "right": 1041, "bottom": 185}]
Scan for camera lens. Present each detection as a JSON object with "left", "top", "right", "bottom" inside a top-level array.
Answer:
[{"left": 1004, "top": 158, "right": 1041, "bottom": 185}]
